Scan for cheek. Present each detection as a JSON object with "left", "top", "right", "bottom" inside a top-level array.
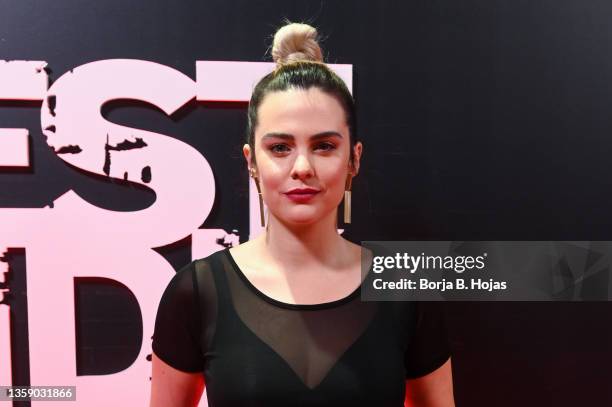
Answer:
[
  {"left": 318, "top": 161, "right": 350, "bottom": 199},
  {"left": 318, "top": 156, "right": 348, "bottom": 181},
  {"left": 257, "top": 161, "right": 286, "bottom": 196}
]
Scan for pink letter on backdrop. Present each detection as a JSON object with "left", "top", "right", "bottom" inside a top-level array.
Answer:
[
  {"left": 0, "top": 305, "right": 9, "bottom": 391},
  {"left": 195, "top": 61, "right": 352, "bottom": 102},
  {"left": 0, "top": 61, "right": 47, "bottom": 393},
  {"left": 0, "top": 60, "right": 48, "bottom": 100},
  {"left": 0, "top": 61, "right": 47, "bottom": 168},
  {"left": 0, "top": 129, "right": 29, "bottom": 167},
  {"left": 0, "top": 59, "right": 216, "bottom": 407},
  {"left": 0, "top": 59, "right": 352, "bottom": 406},
  {"left": 0, "top": 249, "right": 10, "bottom": 390}
]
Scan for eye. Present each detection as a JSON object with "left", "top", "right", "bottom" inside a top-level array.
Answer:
[
  {"left": 314, "top": 142, "right": 337, "bottom": 152},
  {"left": 269, "top": 143, "right": 291, "bottom": 154}
]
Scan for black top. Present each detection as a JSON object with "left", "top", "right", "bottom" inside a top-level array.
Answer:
[{"left": 152, "top": 248, "right": 450, "bottom": 407}]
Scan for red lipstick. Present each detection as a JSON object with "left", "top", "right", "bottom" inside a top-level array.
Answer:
[{"left": 284, "top": 188, "right": 320, "bottom": 203}]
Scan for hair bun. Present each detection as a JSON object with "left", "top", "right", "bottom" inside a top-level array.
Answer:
[{"left": 271, "top": 23, "right": 324, "bottom": 67}]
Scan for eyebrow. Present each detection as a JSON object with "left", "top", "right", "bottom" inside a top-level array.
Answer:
[{"left": 261, "top": 131, "right": 343, "bottom": 141}]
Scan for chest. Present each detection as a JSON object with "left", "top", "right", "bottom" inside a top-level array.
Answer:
[
  {"left": 202, "top": 296, "right": 412, "bottom": 407},
  {"left": 207, "top": 315, "right": 407, "bottom": 407},
  {"left": 240, "top": 265, "right": 364, "bottom": 305}
]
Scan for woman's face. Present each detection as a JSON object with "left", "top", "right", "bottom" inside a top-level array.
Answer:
[{"left": 244, "top": 87, "right": 362, "bottom": 226}]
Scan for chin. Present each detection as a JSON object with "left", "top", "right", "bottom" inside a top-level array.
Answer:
[
  {"left": 281, "top": 207, "right": 336, "bottom": 226},
  {"left": 285, "top": 215, "right": 319, "bottom": 225},
  {"left": 276, "top": 210, "right": 319, "bottom": 225}
]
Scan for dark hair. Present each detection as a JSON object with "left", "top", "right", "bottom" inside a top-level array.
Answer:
[{"left": 246, "top": 26, "right": 356, "bottom": 167}]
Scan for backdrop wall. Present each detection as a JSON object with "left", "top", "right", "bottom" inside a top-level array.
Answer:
[{"left": 1, "top": 1, "right": 611, "bottom": 406}]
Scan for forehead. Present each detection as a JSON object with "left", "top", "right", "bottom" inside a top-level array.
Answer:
[{"left": 256, "top": 87, "right": 347, "bottom": 137}]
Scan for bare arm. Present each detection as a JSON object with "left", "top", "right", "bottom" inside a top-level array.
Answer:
[
  {"left": 405, "top": 358, "right": 454, "bottom": 407},
  {"left": 150, "top": 352, "right": 205, "bottom": 407}
]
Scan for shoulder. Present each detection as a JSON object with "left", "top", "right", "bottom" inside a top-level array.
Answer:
[
  {"left": 163, "top": 249, "right": 227, "bottom": 295},
  {"left": 192, "top": 249, "right": 227, "bottom": 273},
  {"left": 190, "top": 249, "right": 234, "bottom": 296}
]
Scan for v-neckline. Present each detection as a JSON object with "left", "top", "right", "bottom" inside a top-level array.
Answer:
[
  {"left": 228, "top": 297, "right": 379, "bottom": 391},
  {"left": 218, "top": 249, "right": 380, "bottom": 391}
]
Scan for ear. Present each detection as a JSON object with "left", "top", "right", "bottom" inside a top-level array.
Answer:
[
  {"left": 243, "top": 143, "right": 254, "bottom": 171},
  {"left": 350, "top": 141, "right": 363, "bottom": 176}
]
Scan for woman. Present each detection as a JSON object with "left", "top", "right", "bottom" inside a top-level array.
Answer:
[{"left": 150, "top": 22, "right": 454, "bottom": 407}]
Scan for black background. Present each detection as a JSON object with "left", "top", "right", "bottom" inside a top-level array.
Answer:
[{"left": 1, "top": 0, "right": 612, "bottom": 405}]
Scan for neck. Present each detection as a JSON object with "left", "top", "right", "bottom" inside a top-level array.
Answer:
[{"left": 255, "top": 210, "right": 350, "bottom": 270}]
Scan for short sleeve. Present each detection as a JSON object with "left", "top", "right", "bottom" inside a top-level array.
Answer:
[
  {"left": 152, "top": 262, "right": 204, "bottom": 372},
  {"left": 404, "top": 302, "right": 451, "bottom": 379}
]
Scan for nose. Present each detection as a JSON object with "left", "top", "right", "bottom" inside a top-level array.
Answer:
[{"left": 290, "top": 153, "right": 314, "bottom": 180}]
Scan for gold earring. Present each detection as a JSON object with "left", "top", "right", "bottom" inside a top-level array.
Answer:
[
  {"left": 250, "top": 168, "right": 265, "bottom": 227},
  {"left": 344, "top": 174, "right": 352, "bottom": 224}
]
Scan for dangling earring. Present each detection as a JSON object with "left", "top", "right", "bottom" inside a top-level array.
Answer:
[
  {"left": 344, "top": 174, "right": 353, "bottom": 224},
  {"left": 250, "top": 168, "right": 265, "bottom": 227}
]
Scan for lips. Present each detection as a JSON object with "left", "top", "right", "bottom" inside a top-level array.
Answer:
[{"left": 284, "top": 188, "right": 320, "bottom": 203}]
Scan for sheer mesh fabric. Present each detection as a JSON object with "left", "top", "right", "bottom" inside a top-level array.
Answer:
[
  {"left": 220, "top": 249, "right": 378, "bottom": 389},
  {"left": 152, "top": 259, "right": 218, "bottom": 372},
  {"left": 153, "top": 248, "right": 451, "bottom": 407}
]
